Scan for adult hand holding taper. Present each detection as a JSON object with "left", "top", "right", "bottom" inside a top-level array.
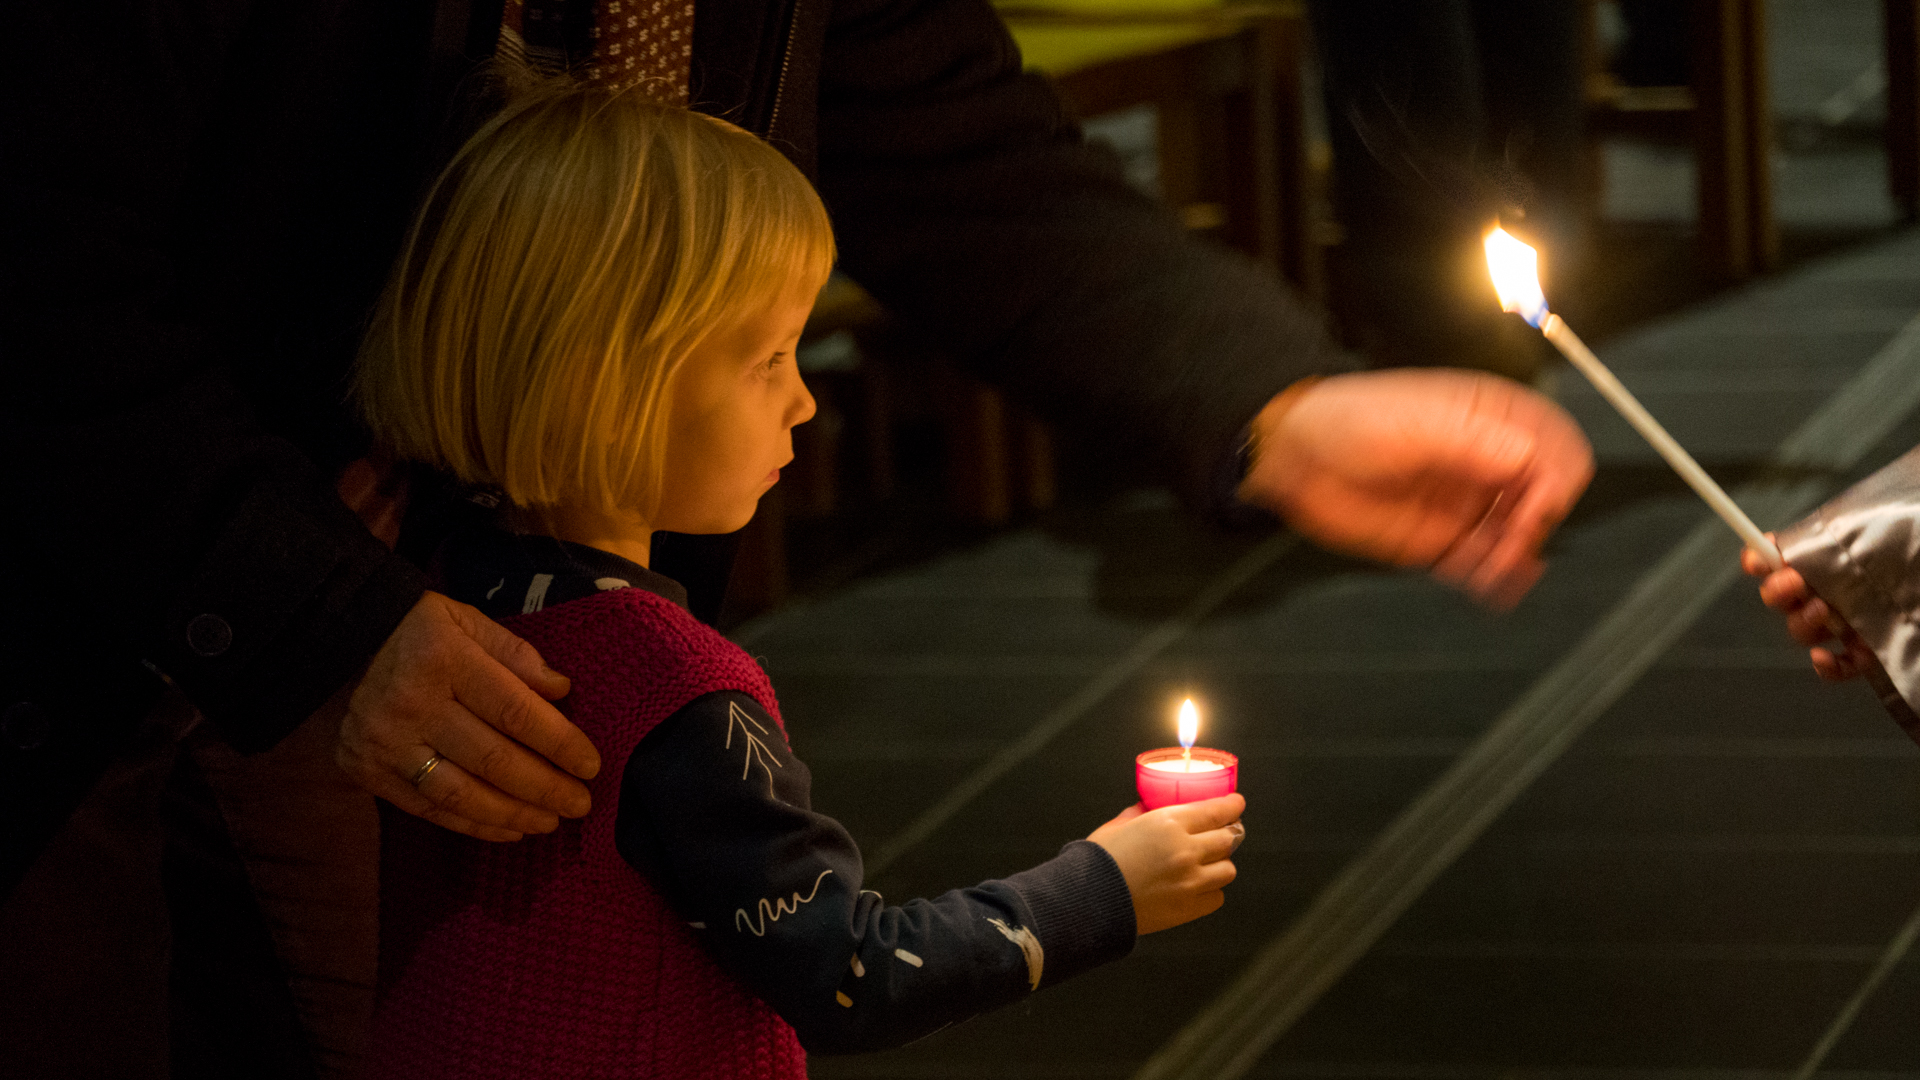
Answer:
[
  {"left": 337, "top": 591, "right": 600, "bottom": 841},
  {"left": 1240, "top": 368, "right": 1595, "bottom": 611}
]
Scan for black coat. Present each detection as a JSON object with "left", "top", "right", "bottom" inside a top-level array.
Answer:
[{"left": 0, "top": 0, "right": 1342, "bottom": 891}]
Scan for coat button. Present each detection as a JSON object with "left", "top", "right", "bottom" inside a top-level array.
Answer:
[
  {"left": 186, "top": 613, "right": 234, "bottom": 658},
  {"left": 2, "top": 702, "right": 50, "bottom": 751}
]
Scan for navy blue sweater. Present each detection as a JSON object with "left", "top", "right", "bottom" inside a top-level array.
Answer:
[{"left": 435, "top": 525, "right": 1138, "bottom": 1051}]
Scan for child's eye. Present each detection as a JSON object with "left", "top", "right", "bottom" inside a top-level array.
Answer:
[{"left": 760, "top": 352, "right": 787, "bottom": 375}]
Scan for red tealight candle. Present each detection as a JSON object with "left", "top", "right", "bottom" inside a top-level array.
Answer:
[{"left": 1135, "top": 699, "right": 1238, "bottom": 810}]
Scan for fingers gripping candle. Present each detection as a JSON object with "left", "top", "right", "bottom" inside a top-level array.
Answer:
[
  {"left": 1136, "top": 698, "right": 1238, "bottom": 810},
  {"left": 1483, "top": 227, "right": 1785, "bottom": 570}
]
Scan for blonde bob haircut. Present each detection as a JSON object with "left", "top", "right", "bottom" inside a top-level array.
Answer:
[{"left": 355, "top": 80, "right": 835, "bottom": 518}]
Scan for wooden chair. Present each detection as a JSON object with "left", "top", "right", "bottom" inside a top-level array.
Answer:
[
  {"left": 1004, "top": 1, "right": 1318, "bottom": 294},
  {"left": 1592, "top": 0, "right": 1920, "bottom": 280},
  {"left": 1690, "top": 0, "right": 1776, "bottom": 278},
  {"left": 928, "top": 0, "right": 1316, "bottom": 526}
]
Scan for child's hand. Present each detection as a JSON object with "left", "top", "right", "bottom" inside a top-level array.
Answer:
[
  {"left": 1087, "top": 794, "right": 1245, "bottom": 935},
  {"left": 1742, "top": 539, "right": 1875, "bottom": 681}
]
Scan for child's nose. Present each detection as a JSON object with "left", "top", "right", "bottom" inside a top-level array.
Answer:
[{"left": 787, "top": 374, "right": 817, "bottom": 428}]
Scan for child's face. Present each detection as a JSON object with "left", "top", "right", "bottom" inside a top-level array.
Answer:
[{"left": 653, "top": 281, "right": 818, "bottom": 535}]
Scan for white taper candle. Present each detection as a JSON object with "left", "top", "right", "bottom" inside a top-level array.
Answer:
[{"left": 1540, "top": 313, "right": 1784, "bottom": 571}]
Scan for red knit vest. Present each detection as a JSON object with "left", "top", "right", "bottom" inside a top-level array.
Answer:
[{"left": 365, "top": 588, "right": 808, "bottom": 1080}]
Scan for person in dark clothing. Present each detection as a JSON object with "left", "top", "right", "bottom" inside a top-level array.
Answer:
[
  {"left": 0, "top": 0, "right": 1590, "bottom": 1075},
  {"left": 358, "top": 87, "right": 1239, "bottom": 1076}
]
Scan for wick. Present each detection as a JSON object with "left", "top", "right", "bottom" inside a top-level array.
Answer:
[{"left": 1182, "top": 746, "right": 1192, "bottom": 763}]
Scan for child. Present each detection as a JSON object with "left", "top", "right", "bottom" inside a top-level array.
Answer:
[{"left": 355, "top": 82, "right": 1245, "bottom": 1079}]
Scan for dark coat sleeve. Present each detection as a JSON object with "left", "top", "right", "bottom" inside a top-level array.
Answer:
[
  {"left": 810, "top": 0, "right": 1356, "bottom": 501},
  {"left": 617, "top": 691, "right": 1137, "bottom": 1054},
  {"left": 0, "top": 2, "right": 432, "bottom": 753}
]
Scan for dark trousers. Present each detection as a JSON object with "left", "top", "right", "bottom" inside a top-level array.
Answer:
[{"left": 0, "top": 690, "right": 378, "bottom": 1080}]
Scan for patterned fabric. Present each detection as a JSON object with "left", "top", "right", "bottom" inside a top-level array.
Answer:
[
  {"left": 365, "top": 587, "right": 807, "bottom": 1079},
  {"left": 497, "top": 0, "right": 695, "bottom": 104},
  {"left": 431, "top": 524, "right": 691, "bottom": 620}
]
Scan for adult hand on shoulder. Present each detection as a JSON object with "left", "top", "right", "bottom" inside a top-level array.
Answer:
[
  {"left": 1240, "top": 368, "right": 1594, "bottom": 611},
  {"left": 337, "top": 591, "right": 600, "bottom": 841}
]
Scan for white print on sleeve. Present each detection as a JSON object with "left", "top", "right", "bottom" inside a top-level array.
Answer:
[
  {"left": 725, "top": 699, "right": 783, "bottom": 798},
  {"left": 522, "top": 573, "right": 553, "bottom": 613},
  {"left": 735, "top": 869, "right": 834, "bottom": 937},
  {"left": 840, "top": 954, "right": 867, "bottom": 1009},
  {"left": 987, "top": 918, "right": 1044, "bottom": 992}
]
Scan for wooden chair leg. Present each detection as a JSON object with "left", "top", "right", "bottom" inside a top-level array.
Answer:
[
  {"left": 1012, "top": 406, "right": 1057, "bottom": 514},
  {"left": 1222, "top": 30, "right": 1281, "bottom": 270},
  {"left": 1692, "top": 0, "right": 1777, "bottom": 279},
  {"left": 944, "top": 377, "right": 1013, "bottom": 526},
  {"left": 942, "top": 373, "right": 1059, "bottom": 525},
  {"left": 1217, "top": 18, "right": 1313, "bottom": 293},
  {"left": 859, "top": 357, "right": 896, "bottom": 503},
  {"left": 1266, "top": 18, "right": 1318, "bottom": 298},
  {"left": 1739, "top": 0, "right": 1777, "bottom": 271},
  {"left": 1888, "top": 0, "right": 1920, "bottom": 219},
  {"left": 1156, "top": 94, "right": 1210, "bottom": 233}
]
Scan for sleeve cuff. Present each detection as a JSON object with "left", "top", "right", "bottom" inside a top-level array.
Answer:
[
  {"left": 1208, "top": 421, "right": 1280, "bottom": 528},
  {"left": 1003, "top": 838, "right": 1136, "bottom": 989},
  {"left": 158, "top": 478, "right": 427, "bottom": 752}
]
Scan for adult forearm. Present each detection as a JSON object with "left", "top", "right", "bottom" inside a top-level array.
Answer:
[
  {"left": 831, "top": 163, "right": 1349, "bottom": 499},
  {"left": 815, "top": 0, "right": 1353, "bottom": 502}
]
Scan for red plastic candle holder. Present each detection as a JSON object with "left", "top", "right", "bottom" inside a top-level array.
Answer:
[{"left": 1135, "top": 747, "right": 1239, "bottom": 810}]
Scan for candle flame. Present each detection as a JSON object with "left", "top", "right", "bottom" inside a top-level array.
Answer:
[
  {"left": 1177, "top": 698, "right": 1199, "bottom": 751},
  {"left": 1483, "top": 227, "right": 1549, "bottom": 328}
]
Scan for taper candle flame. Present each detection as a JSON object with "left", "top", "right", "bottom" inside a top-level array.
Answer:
[
  {"left": 1483, "top": 227, "right": 1548, "bottom": 327},
  {"left": 1480, "top": 226, "right": 1784, "bottom": 570},
  {"left": 1177, "top": 699, "right": 1199, "bottom": 753}
]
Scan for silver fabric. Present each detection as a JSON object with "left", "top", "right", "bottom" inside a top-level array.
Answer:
[{"left": 1777, "top": 443, "right": 1920, "bottom": 745}]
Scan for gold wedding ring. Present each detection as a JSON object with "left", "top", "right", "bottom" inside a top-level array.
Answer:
[{"left": 410, "top": 753, "right": 444, "bottom": 787}]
